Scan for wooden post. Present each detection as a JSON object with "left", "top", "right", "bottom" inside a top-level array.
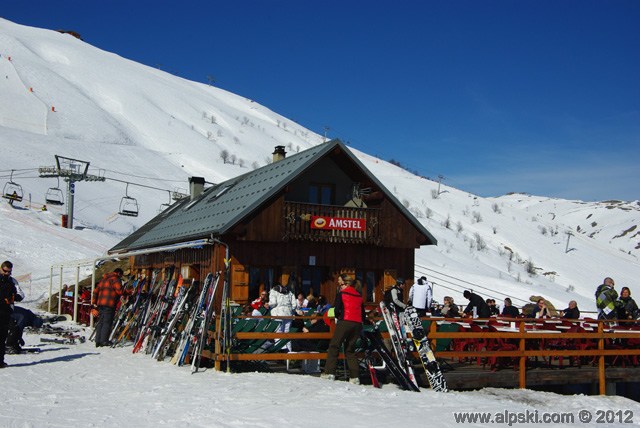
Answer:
[
  {"left": 598, "top": 321, "right": 606, "bottom": 395},
  {"left": 214, "top": 316, "right": 221, "bottom": 371},
  {"left": 519, "top": 320, "right": 526, "bottom": 388}
]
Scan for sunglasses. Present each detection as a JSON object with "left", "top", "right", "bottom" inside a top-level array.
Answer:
[{"left": 1, "top": 269, "right": 11, "bottom": 274}]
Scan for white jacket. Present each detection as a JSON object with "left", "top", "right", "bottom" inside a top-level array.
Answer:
[
  {"left": 409, "top": 281, "right": 432, "bottom": 310},
  {"left": 268, "top": 286, "right": 296, "bottom": 317}
]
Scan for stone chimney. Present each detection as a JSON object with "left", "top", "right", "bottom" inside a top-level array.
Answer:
[
  {"left": 272, "top": 145, "right": 286, "bottom": 163},
  {"left": 189, "top": 176, "right": 205, "bottom": 200}
]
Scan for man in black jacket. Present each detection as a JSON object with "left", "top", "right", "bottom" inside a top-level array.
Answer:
[
  {"left": 463, "top": 290, "right": 491, "bottom": 318},
  {"left": 1, "top": 260, "right": 21, "bottom": 368},
  {"left": 501, "top": 298, "right": 520, "bottom": 318}
]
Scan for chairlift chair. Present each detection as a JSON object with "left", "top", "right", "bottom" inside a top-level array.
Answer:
[
  {"left": 157, "top": 190, "right": 172, "bottom": 213},
  {"left": 119, "top": 183, "right": 139, "bottom": 217},
  {"left": 2, "top": 170, "right": 24, "bottom": 202},
  {"left": 45, "top": 177, "right": 64, "bottom": 206}
]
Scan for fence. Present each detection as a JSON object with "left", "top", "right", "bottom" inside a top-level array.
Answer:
[{"left": 205, "top": 315, "right": 640, "bottom": 395}]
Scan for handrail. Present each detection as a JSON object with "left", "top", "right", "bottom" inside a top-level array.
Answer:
[{"left": 211, "top": 315, "right": 640, "bottom": 394}]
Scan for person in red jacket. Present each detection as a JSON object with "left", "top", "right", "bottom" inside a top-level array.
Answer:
[
  {"left": 322, "top": 274, "right": 365, "bottom": 384},
  {"left": 92, "top": 268, "right": 124, "bottom": 347}
]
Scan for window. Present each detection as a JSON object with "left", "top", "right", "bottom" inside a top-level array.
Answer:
[
  {"left": 309, "top": 183, "right": 334, "bottom": 205},
  {"left": 356, "top": 270, "right": 377, "bottom": 302}
]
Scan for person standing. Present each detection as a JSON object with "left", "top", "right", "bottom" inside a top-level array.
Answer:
[
  {"left": 384, "top": 278, "right": 407, "bottom": 312},
  {"left": 595, "top": 277, "right": 620, "bottom": 320},
  {"left": 92, "top": 268, "right": 124, "bottom": 347},
  {"left": 268, "top": 282, "right": 296, "bottom": 351},
  {"left": 463, "top": 290, "right": 491, "bottom": 318},
  {"left": 322, "top": 274, "right": 365, "bottom": 384},
  {"left": 408, "top": 276, "right": 432, "bottom": 317},
  {"left": 1, "top": 260, "right": 20, "bottom": 367}
]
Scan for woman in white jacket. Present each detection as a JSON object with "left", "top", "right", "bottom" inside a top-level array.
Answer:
[{"left": 269, "top": 284, "right": 297, "bottom": 351}]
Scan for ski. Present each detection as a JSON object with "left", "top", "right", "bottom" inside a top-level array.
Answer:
[
  {"left": 404, "top": 305, "right": 448, "bottom": 392},
  {"left": 191, "top": 272, "right": 221, "bottom": 373},
  {"left": 364, "top": 346, "right": 381, "bottom": 388},
  {"left": 379, "top": 301, "right": 419, "bottom": 389},
  {"left": 362, "top": 327, "right": 419, "bottom": 391},
  {"left": 152, "top": 279, "right": 194, "bottom": 360},
  {"left": 40, "top": 336, "right": 83, "bottom": 345},
  {"left": 172, "top": 272, "right": 215, "bottom": 365},
  {"left": 18, "top": 346, "right": 41, "bottom": 353}
]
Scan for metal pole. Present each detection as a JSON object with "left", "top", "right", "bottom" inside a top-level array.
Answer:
[
  {"left": 48, "top": 266, "right": 53, "bottom": 313},
  {"left": 58, "top": 266, "right": 63, "bottom": 315},
  {"left": 66, "top": 179, "right": 75, "bottom": 229},
  {"left": 74, "top": 265, "right": 80, "bottom": 322},
  {"left": 90, "top": 265, "right": 96, "bottom": 328}
]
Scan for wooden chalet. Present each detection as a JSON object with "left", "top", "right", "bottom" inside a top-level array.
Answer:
[{"left": 109, "top": 139, "right": 437, "bottom": 305}]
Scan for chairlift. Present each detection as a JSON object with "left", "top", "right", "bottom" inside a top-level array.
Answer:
[
  {"left": 2, "top": 170, "right": 24, "bottom": 203},
  {"left": 119, "top": 183, "right": 139, "bottom": 217},
  {"left": 45, "top": 177, "right": 64, "bottom": 206},
  {"left": 157, "top": 191, "right": 172, "bottom": 213}
]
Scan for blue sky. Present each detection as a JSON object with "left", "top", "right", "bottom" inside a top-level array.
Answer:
[{"left": 3, "top": 1, "right": 639, "bottom": 201}]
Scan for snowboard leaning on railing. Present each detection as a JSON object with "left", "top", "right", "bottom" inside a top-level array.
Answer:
[{"left": 403, "top": 305, "right": 448, "bottom": 392}]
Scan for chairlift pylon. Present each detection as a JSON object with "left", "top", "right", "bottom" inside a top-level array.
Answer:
[
  {"left": 119, "top": 183, "right": 139, "bottom": 217},
  {"left": 2, "top": 170, "right": 24, "bottom": 203},
  {"left": 45, "top": 177, "right": 64, "bottom": 206}
]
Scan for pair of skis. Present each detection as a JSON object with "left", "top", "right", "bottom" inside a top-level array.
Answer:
[{"left": 376, "top": 302, "right": 448, "bottom": 392}]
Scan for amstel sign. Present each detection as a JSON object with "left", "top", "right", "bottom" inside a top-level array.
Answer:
[{"left": 310, "top": 215, "right": 366, "bottom": 231}]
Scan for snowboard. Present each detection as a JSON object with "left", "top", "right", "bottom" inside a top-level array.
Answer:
[{"left": 403, "top": 305, "right": 448, "bottom": 392}]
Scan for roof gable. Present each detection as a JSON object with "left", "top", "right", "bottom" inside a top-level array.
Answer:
[{"left": 110, "top": 139, "right": 436, "bottom": 252}]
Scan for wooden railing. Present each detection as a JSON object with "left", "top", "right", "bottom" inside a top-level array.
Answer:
[
  {"left": 207, "top": 316, "right": 640, "bottom": 395},
  {"left": 282, "top": 201, "right": 380, "bottom": 244}
]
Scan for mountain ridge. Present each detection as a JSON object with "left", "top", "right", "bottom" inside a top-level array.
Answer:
[{"left": 1, "top": 18, "right": 639, "bottom": 313}]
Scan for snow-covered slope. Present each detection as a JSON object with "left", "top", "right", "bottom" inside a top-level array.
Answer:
[{"left": 1, "top": 18, "right": 639, "bottom": 317}]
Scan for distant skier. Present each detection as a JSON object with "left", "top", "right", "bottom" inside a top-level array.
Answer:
[{"left": 408, "top": 276, "right": 432, "bottom": 317}]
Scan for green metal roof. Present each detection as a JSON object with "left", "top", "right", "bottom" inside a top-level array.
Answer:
[{"left": 109, "top": 139, "right": 436, "bottom": 253}]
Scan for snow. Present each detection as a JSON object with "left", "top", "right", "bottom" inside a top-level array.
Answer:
[
  {"left": 1, "top": 17, "right": 640, "bottom": 425},
  {"left": 3, "top": 331, "right": 640, "bottom": 427}
]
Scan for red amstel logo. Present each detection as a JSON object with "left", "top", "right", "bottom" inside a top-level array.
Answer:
[{"left": 311, "top": 216, "right": 366, "bottom": 231}]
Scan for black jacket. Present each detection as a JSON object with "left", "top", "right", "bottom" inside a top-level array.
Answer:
[
  {"left": 501, "top": 305, "right": 520, "bottom": 318},
  {"left": 562, "top": 307, "right": 581, "bottom": 319},
  {"left": 0, "top": 275, "right": 18, "bottom": 313},
  {"left": 464, "top": 293, "right": 491, "bottom": 318}
]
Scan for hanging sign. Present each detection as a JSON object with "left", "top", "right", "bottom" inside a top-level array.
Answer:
[{"left": 310, "top": 216, "right": 366, "bottom": 231}]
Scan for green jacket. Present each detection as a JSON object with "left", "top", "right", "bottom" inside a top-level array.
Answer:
[{"left": 595, "top": 284, "right": 619, "bottom": 319}]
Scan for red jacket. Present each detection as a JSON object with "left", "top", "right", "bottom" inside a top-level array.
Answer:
[
  {"left": 334, "top": 285, "right": 364, "bottom": 323},
  {"left": 92, "top": 272, "right": 123, "bottom": 308}
]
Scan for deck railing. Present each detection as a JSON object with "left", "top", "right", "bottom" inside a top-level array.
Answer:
[{"left": 207, "top": 316, "right": 640, "bottom": 395}]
